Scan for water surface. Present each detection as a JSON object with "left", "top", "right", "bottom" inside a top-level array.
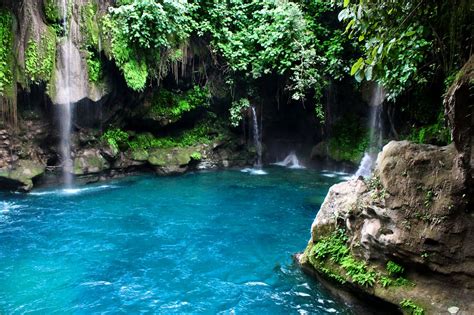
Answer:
[{"left": 0, "top": 168, "right": 351, "bottom": 314}]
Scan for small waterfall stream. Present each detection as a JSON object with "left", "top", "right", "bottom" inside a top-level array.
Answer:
[
  {"left": 251, "top": 106, "right": 263, "bottom": 168},
  {"left": 274, "top": 152, "right": 305, "bottom": 169},
  {"left": 355, "top": 84, "right": 385, "bottom": 178},
  {"left": 242, "top": 106, "right": 266, "bottom": 175},
  {"left": 59, "top": 0, "right": 73, "bottom": 187}
]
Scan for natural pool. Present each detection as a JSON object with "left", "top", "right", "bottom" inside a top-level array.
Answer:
[{"left": 0, "top": 168, "right": 352, "bottom": 314}]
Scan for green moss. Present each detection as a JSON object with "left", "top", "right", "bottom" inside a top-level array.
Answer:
[
  {"left": 0, "top": 10, "right": 14, "bottom": 97},
  {"left": 25, "top": 27, "right": 57, "bottom": 85}
]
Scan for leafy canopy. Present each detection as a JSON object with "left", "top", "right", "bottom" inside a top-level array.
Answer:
[
  {"left": 338, "top": 0, "right": 472, "bottom": 100},
  {"left": 105, "top": 0, "right": 193, "bottom": 91}
]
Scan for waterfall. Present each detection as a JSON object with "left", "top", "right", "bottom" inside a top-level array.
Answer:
[
  {"left": 59, "top": 0, "right": 73, "bottom": 187},
  {"left": 274, "top": 152, "right": 305, "bottom": 169},
  {"left": 241, "top": 106, "right": 267, "bottom": 175},
  {"left": 251, "top": 106, "right": 263, "bottom": 168},
  {"left": 355, "top": 84, "right": 385, "bottom": 178}
]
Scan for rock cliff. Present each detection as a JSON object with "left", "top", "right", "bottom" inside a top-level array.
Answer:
[{"left": 299, "top": 57, "right": 473, "bottom": 314}]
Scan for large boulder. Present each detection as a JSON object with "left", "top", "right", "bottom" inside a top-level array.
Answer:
[
  {"left": 147, "top": 147, "right": 198, "bottom": 174},
  {"left": 300, "top": 141, "right": 474, "bottom": 314},
  {"left": 0, "top": 160, "right": 45, "bottom": 191},
  {"left": 73, "top": 149, "right": 109, "bottom": 175}
]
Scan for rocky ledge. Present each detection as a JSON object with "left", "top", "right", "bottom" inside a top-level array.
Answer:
[
  {"left": 299, "top": 141, "right": 473, "bottom": 314},
  {"left": 0, "top": 122, "right": 253, "bottom": 192}
]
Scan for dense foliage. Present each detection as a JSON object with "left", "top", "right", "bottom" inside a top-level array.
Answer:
[
  {"left": 0, "top": 10, "right": 13, "bottom": 97},
  {"left": 102, "top": 117, "right": 225, "bottom": 152},
  {"left": 104, "top": 0, "right": 193, "bottom": 91},
  {"left": 149, "top": 86, "right": 210, "bottom": 121},
  {"left": 327, "top": 115, "right": 369, "bottom": 163},
  {"left": 338, "top": 0, "right": 472, "bottom": 100}
]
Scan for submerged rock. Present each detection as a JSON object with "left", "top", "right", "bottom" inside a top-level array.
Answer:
[{"left": 300, "top": 141, "right": 474, "bottom": 314}]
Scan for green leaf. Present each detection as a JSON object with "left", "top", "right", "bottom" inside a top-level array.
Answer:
[
  {"left": 343, "top": 0, "right": 350, "bottom": 8},
  {"left": 350, "top": 57, "right": 364, "bottom": 76}
]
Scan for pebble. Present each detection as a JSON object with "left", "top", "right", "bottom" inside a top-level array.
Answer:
[{"left": 448, "top": 306, "right": 460, "bottom": 314}]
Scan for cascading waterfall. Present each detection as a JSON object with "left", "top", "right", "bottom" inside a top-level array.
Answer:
[
  {"left": 355, "top": 84, "right": 385, "bottom": 178},
  {"left": 59, "top": 0, "right": 73, "bottom": 187},
  {"left": 274, "top": 152, "right": 305, "bottom": 169},
  {"left": 251, "top": 106, "right": 263, "bottom": 168}
]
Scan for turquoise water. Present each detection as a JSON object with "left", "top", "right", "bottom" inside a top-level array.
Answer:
[{"left": 0, "top": 168, "right": 352, "bottom": 314}]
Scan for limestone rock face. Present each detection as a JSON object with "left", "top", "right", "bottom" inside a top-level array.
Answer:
[{"left": 302, "top": 140, "right": 474, "bottom": 313}]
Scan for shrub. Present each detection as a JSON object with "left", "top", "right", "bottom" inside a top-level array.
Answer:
[{"left": 102, "top": 128, "right": 129, "bottom": 151}]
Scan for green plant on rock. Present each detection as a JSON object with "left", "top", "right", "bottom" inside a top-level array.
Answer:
[
  {"left": 367, "top": 175, "right": 387, "bottom": 201},
  {"left": 386, "top": 261, "right": 405, "bottom": 276},
  {"left": 310, "top": 229, "right": 379, "bottom": 287},
  {"left": 379, "top": 276, "right": 393, "bottom": 288},
  {"left": 85, "top": 48, "right": 102, "bottom": 83},
  {"left": 44, "top": 0, "right": 60, "bottom": 23},
  {"left": 400, "top": 299, "right": 425, "bottom": 315},
  {"left": 406, "top": 112, "right": 450, "bottom": 146},
  {"left": 424, "top": 190, "right": 435, "bottom": 208},
  {"left": 102, "top": 128, "right": 129, "bottom": 151},
  {"left": 81, "top": 2, "right": 100, "bottom": 48},
  {"left": 190, "top": 152, "right": 202, "bottom": 161},
  {"left": 229, "top": 98, "right": 250, "bottom": 127},
  {"left": 24, "top": 28, "right": 57, "bottom": 84}
]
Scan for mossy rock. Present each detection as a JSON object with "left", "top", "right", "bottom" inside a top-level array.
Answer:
[
  {"left": 0, "top": 160, "right": 45, "bottom": 191},
  {"left": 73, "top": 150, "right": 109, "bottom": 175},
  {"left": 131, "top": 149, "right": 149, "bottom": 161},
  {"left": 147, "top": 147, "right": 197, "bottom": 167}
]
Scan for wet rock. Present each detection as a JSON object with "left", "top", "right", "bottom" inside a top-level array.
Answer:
[
  {"left": 148, "top": 147, "right": 196, "bottom": 174},
  {"left": 0, "top": 160, "right": 45, "bottom": 191},
  {"left": 73, "top": 149, "right": 109, "bottom": 175}
]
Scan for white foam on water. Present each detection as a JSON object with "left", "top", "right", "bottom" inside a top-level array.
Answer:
[
  {"left": 241, "top": 168, "right": 268, "bottom": 175},
  {"left": 294, "top": 292, "right": 311, "bottom": 297},
  {"left": 244, "top": 281, "right": 269, "bottom": 287},
  {"left": 30, "top": 185, "right": 116, "bottom": 196},
  {"left": 1, "top": 201, "right": 21, "bottom": 214},
  {"left": 80, "top": 281, "right": 112, "bottom": 287}
]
